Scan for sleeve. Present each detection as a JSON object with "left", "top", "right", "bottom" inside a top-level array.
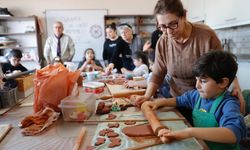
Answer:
[
  {"left": 103, "top": 40, "right": 108, "bottom": 61},
  {"left": 68, "top": 36, "right": 75, "bottom": 61},
  {"left": 95, "top": 60, "right": 103, "bottom": 68},
  {"left": 176, "top": 90, "right": 199, "bottom": 109},
  {"left": 150, "top": 37, "right": 167, "bottom": 85},
  {"left": 133, "top": 64, "right": 149, "bottom": 76},
  {"left": 219, "top": 99, "right": 247, "bottom": 143},
  {"left": 20, "top": 65, "right": 28, "bottom": 72},
  {"left": 2, "top": 63, "right": 8, "bottom": 73},
  {"left": 210, "top": 30, "right": 223, "bottom": 50},
  {"left": 43, "top": 38, "right": 52, "bottom": 64}
]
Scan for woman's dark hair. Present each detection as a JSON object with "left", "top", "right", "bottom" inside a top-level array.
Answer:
[
  {"left": 106, "top": 22, "right": 116, "bottom": 31},
  {"left": 154, "top": 0, "right": 185, "bottom": 17},
  {"left": 9, "top": 49, "right": 23, "bottom": 58},
  {"left": 192, "top": 50, "right": 238, "bottom": 87},
  {"left": 132, "top": 51, "right": 149, "bottom": 67},
  {"left": 82, "top": 48, "right": 96, "bottom": 62}
]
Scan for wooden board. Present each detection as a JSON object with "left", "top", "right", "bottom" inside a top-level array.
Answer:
[
  {"left": 106, "top": 83, "right": 145, "bottom": 98},
  {"left": 0, "top": 124, "right": 12, "bottom": 142}
]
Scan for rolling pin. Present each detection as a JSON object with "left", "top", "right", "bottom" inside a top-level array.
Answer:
[
  {"left": 112, "top": 89, "right": 146, "bottom": 98},
  {"left": 73, "top": 127, "right": 87, "bottom": 150}
]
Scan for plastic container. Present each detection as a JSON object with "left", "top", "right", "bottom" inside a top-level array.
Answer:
[
  {"left": 0, "top": 87, "right": 17, "bottom": 108},
  {"left": 58, "top": 93, "right": 96, "bottom": 121},
  {"left": 86, "top": 71, "right": 100, "bottom": 81},
  {"left": 82, "top": 81, "right": 105, "bottom": 94}
]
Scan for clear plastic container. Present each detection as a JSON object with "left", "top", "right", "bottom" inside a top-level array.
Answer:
[{"left": 58, "top": 93, "right": 96, "bottom": 121}]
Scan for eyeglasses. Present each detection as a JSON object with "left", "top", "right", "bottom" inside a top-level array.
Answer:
[{"left": 157, "top": 19, "right": 179, "bottom": 30}]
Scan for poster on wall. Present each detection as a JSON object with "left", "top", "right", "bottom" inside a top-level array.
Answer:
[{"left": 45, "top": 9, "right": 107, "bottom": 62}]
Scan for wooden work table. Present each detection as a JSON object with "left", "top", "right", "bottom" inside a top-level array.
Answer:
[{"left": 0, "top": 86, "right": 208, "bottom": 150}]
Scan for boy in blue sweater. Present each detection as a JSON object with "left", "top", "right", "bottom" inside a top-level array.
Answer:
[{"left": 142, "top": 51, "right": 246, "bottom": 150}]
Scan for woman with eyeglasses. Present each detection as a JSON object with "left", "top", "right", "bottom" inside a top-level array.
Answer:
[{"left": 136, "top": 0, "right": 245, "bottom": 113}]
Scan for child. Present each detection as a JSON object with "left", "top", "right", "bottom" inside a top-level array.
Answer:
[
  {"left": 121, "top": 51, "right": 149, "bottom": 77},
  {"left": 78, "top": 48, "right": 103, "bottom": 72},
  {"left": 141, "top": 51, "right": 246, "bottom": 150},
  {"left": 2, "top": 49, "right": 28, "bottom": 88},
  {"left": 125, "top": 53, "right": 171, "bottom": 98}
]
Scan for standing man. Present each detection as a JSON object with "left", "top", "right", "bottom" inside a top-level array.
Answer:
[{"left": 44, "top": 21, "right": 75, "bottom": 64}]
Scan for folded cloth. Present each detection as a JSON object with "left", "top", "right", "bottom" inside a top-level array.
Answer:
[{"left": 19, "top": 107, "right": 60, "bottom": 136}]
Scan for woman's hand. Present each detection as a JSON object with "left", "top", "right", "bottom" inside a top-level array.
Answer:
[
  {"left": 121, "top": 67, "right": 127, "bottom": 74},
  {"left": 135, "top": 95, "right": 150, "bottom": 108},
  {"left": 105, "top": 63, "right": 114, "bottom": 75},
  {"left": 124, "top": 80, "right": 135, "bottom": 88}
]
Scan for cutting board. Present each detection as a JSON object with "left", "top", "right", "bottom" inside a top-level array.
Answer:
[
  {"left": 0, "top": 124, "right": 12, "bottom": 142},
  {"left": 106, "top": 83, "right": 145, "bottom": 98}
]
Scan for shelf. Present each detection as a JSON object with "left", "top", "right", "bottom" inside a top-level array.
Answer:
[
  {"left": 0, "top": 46, "right": 37, "bottom": 49},
  {"left": 0, "top": 32, "right": 36, "bottom": 36}
]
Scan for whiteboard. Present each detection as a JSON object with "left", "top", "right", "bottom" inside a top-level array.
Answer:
[{"left": 45, "top": 9, "right": 107, "bottom": 61}]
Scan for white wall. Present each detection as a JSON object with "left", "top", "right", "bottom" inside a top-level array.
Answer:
[{"left": 1, "top": 0, "right": 158, "bottom": 42}]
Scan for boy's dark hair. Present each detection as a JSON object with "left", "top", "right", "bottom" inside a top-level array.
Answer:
[
  {"left": 106, "top": 22, "right": 116, "bottom": 31},
  {"left": 132, "top": 51, "right": 149, "bottom": 67},
  {"left": 9, "top": 49, "right": 23, "bottom": 58},
  {"left": 192, "top": 50, "right": 238, "bottom": 87},
  {"left": 154, "top": 0, "right": 186, "bottom": 17}
]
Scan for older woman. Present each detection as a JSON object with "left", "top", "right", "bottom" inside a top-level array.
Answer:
[{"left": 136, "top": 0, "right": 245, "bottom": 114}]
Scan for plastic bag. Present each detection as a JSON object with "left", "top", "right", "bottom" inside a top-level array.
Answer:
[{"left": 33, "top": 63, "right": 80, "bottom": 112}]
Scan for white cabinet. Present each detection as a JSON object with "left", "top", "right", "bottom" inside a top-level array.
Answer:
[
  {"left": 0, "top": 16, "right": 42, "bottom": 69},
  {"left": 186, "top": 0, "right": 205, "bottom": 22},
  {"left": 205, "top": 0, "right": 250, "bottom": 29}
]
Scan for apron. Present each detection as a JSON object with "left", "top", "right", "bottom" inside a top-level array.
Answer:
[{"left": 192, "top": 93, "right": 240, "bottom": 150}]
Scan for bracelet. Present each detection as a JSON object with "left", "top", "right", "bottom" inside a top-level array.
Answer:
[{"left": 154, "top": 126, "right": 168, "bottom": 136}]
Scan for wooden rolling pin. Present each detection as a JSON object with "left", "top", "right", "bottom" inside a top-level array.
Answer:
[
  {"left": 73, "top": 127, "right": 87, "bottom": 150},
  {"left": 112, "top": 89, "right": 146, "bottom": 98}
]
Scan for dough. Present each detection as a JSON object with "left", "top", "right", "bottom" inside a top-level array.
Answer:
[
  {"left": 122, "top": 124, "right": 155, "bottom": 137},
  {"left": 108, "top": 123, "right": 120, "bottom": 128},
  {"left": 124, "top": 120, "right": 136, "bottom": 125},
  {"left": 95, "top": 137, "right": 106, "bottom": 146},
  {"left": 106, "top": 113, "right": 117, "bottom": 120},
  {"left": 108, "top": 137, "right": 121, "bottom": 148}
]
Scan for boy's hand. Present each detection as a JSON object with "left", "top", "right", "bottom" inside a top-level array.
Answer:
[
  {"left": 162, "top": 128, "right": 192, "bottom": 141},
  {"left": 141, "top": 101, "right": 158, "bottom": 111}
]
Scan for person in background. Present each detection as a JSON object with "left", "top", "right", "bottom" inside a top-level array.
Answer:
[
  {"left": 121, "top": 51, "right": 149, "bottom": 77},
  {"left": 118, "top": 23, "right": 144, "bottom": 54},
  {"left": 44, "top": 21, "right": 75, "bottom": 64},
  {"left": 142, "top": 51, "right": 247, "bottom": 150},
  {"left": 124, "top": 53, "right": 171, "bottom": 98},
  {"left": 78, "top": 48, "right": 103, "bottom": 72},
  {"left": 103, "top": 23, "right": 124, "bottom": 71},
  {"left": 2, "top": 49, "right": 28, "bottom": 88},
  {"left": 136, "top": 0, "right": 245, "bottom": 116}
]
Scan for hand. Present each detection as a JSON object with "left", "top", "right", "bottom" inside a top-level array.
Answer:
[
  {"left": 158, "top": 128, "right": 172, "bottom": 143},
  {"left": 135, "top": 95, "right": 150, "bottom": 108},
  {"left": 162, "top": 128, "right": 192, "bottom": 141},
  {"left": 121, "top": 68, "right": 127, "bottom": 74},
  {"left": 141, "top": 101, "right": 158, "bottom": 111},
  {"left": 143, "top": 41, "right": 151, "bottom": 52},
  {"left": 105, "top": 63, "right": 114, "bottom": 75},
  {"left": 124, "top": 80, "right": 135, "bottom": 88}
]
